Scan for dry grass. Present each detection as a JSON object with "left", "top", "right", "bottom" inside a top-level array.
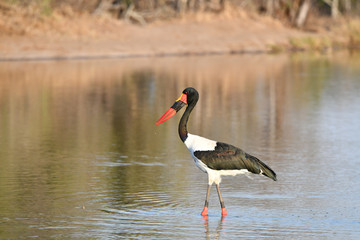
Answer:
[
  {"left": 282, "top": 17, "right": 360, "bottom": 52},
  {"left": 347, "top": 19, "right": 360, "bottom": 48},
  {"left": 0, "top": 2, "right": 124, "bottom": 38}
]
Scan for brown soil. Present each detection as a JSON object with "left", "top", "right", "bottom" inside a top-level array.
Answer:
[{"left": 0, "top": 4, "right": 335, "bottom": 61}]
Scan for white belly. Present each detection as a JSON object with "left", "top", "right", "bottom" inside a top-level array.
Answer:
[{"left": 193, "top": 155, "right": 249, "bottom": 184}]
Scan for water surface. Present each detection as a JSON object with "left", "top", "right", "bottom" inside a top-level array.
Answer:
[{"left": 0, "top": 53, "right": 360, "bottom": 239}]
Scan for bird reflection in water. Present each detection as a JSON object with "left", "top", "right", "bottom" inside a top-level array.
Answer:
[{"left": 203, "top": 215, "right": 225, "bottom": 240}]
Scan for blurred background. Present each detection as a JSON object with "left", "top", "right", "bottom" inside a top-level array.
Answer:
[
  {"left": 1, "top": 0, "right": 360, "bottom": 59},
  {"left": 2, "top": 0, "right": 360, "bottom": 24}
]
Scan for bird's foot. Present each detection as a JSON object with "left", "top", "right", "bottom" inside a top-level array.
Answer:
[
  {"left": 201, "top": 207, "right": 208, "bottom": 216},
  {"left": 221, "top": 208, "right": 227, "bottom": 216}
]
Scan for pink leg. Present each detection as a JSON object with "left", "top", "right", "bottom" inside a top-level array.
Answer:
[
  {"left": 216, "top": 183, "right": 227, "bottom": 216},
  {"left": 201, "top": 184, "right": 211, "bottom": 216}
]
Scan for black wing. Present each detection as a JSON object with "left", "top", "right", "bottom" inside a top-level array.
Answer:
[{"left": 194, "top": 142, "right": 277, "bottom": 181}]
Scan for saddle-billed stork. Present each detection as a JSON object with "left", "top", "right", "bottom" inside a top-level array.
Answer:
[{"left": 156, "top": 87, "right": 277, "bottom": 216}]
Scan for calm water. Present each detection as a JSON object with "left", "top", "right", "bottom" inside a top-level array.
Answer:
[{"left": 0, "top": 53, "right": 360, "bottom": 239}]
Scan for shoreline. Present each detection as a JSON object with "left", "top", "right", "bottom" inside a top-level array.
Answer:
[
  {"left": 0, "top": 49, "right": 279, "bottom": 62},
  {"left": 1, "top": 9, "right": 357, "bottom": 62}
]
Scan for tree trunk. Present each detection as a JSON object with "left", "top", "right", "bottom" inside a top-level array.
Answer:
[
  {"left": 295, "top": 0, "right": 311, "bottom": 28},
  {"left": 219, "top": 0, "right": 225, "bottom": 11},
  {"left": 331, "top": 0, "right": 339, "bottom": 18},
  {"left": 267, "top": 0, "right": 274, "bottom": 16},
  {"left": 195, "top": 0, "right": 205, "bottom": 12},
  {"left": 176, "top": 0, "right": 187, "bottom": 14},
  {"left": 342, "top": 0, "right": 351, "bottom": 15}
]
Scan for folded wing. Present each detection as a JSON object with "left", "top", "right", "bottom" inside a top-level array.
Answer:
[{"left": 194, "top": 142, "right": 277, "bottom": 181}]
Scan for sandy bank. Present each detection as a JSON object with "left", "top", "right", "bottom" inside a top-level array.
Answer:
[{"left": 0, "top": 8, "right": 332, "bottom": 61}]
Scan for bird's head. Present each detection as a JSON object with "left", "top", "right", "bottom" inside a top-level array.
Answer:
[{"left": 155, "top": 87, "right": 198, "bottom": 125}]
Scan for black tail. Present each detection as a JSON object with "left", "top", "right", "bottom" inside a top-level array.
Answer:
[
  {"left": 248, "top": 155, "right": 277, "bottom": 181},
  {"left": 258, "top": 160, "right": 277, "bottom": 181}
]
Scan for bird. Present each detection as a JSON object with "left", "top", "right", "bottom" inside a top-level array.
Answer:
[{"left": 156, "top": 87, "right": 277, "bottom": 216}]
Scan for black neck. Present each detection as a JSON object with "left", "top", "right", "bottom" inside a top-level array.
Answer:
[{"left": 178, "top": 101, "right": 196, "bottom": 142}]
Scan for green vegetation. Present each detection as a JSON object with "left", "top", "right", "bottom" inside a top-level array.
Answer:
[
  {"left": 289, "top": 36, "right": 331, "bottom": 51},
  {"left": 39, "top": 0, "right": 52, "bottom": 15}
]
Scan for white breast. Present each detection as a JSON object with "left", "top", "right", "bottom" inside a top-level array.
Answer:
[
  {"left": 184, "top": 133, "right": 216, "bottom": 174},
  {"left": 184, "top": 133, "right": 217, "bottom": 154}
]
